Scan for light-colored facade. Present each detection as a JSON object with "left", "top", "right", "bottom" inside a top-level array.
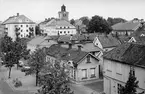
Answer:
[
  {"left": 103, "top": 59, "right": 145, "bottom": 94},
  {"left": 39, "top": 5, "right": 77, "bottom": 36},
  {"left": 2, "top": 13, "right": 35, "bottom": 41}
]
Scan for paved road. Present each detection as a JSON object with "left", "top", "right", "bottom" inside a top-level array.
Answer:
[{"left": 69, "top": 83, "right": 99, "bottom": 94}]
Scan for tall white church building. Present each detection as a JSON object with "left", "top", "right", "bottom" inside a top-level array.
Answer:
[{"left": 39, "top": 5, "right": 77, "bottom": 36}]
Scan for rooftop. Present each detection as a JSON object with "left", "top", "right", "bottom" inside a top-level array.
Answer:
[{"left": 104, "top": 43, "right": 145, "bottom": 68}]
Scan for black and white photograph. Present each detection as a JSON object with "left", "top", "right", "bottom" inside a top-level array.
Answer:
[{"left": 0, "top": 0, "right": 145, "bottom": 94}]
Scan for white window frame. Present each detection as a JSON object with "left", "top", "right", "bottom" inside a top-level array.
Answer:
[{"left": 82, "top": 69, "right": 87, "bottom": 79}]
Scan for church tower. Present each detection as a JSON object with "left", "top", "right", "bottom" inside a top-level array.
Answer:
[{"left": 58, "top": 4, "right": 69, "bottom": 21}]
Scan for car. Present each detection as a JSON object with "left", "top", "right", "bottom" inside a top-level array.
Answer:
[
  {"left": 18, "top": 61, "right": 24, "bottom": 67},
  {"left": 21, "top": 66, "right": 31, "bottom": 72}
]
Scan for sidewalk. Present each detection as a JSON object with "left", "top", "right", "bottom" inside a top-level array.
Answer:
[{"left": 1, "top": 65, "right": 38, "bottom": 94}]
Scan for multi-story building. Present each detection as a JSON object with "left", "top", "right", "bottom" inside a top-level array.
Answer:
[
  {"left": 103, "top": 43, "right": 145, "bottom": 94},
  {"left": 39, "top": 5, "right": 77, "bottom": 36},
  {"left": 2, "top": 13, "right": 35, "bottom": 41}
]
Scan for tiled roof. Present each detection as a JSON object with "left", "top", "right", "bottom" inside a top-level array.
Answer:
[
  {"left": 27, "top": 36, "right": 57, "bottom": 47},
  {"left": 2, "top": 15, "right": 35, "bottom": 24},
  {"left": 46, "top": 44, "right": 90, "bottom": 66},
  {"left": 46, "top": 19, "right": 75, "bottom": 27},
  {"left": 104, "top": 43, "right": 145, "bottom": 68},
  {"left": 97, "top": 34, "right": 121, "bottom": 48},
  {"left": 61, "top": 43, "right": 102, "bottom": 52},
  {"left": 112, "top": 21, "right": 141, "bottom": 31}
]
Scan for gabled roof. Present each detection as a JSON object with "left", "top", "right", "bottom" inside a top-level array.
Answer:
[
  {"left": 96, "top": 34, "right": 121, "bottom": 48},
  {"left": 104, "top": 43, "right": 145, "bottom": 68},
  {"left": 112, "top": 21, "right": 141, "bottom": 31},
  {"left": 2, "top": 15, "right": 35, "bottom": 25},
  {"left": 46, "top": 44, "right": 99, "bottom": 66}
]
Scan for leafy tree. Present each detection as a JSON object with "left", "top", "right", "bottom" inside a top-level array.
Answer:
[
  {"left": 87, "top": 15, "right": 112, "bottom": 34},
  {"left": 37, "top": 61, "right": 74, "bottom": 94},
  {"left": 79, "top": 16, "right": 90, "bottom": 26},
  {"left": 107, "top": 17, "right": 127, "bottom": 26},
  {"left": 70, "top": 19, "right": 75, "bottom": 25},
  {"left": 25, "top": 48, "right": 46, "bottom": 86},
  {"left": 35, "top": 25, "right": 41, "bottom": 35},
  {"left": 119, "top": 68, "right": 144, "bottom": 94},
  {"left": 0, "top": 35, "right": 15, "bottom": 78}
]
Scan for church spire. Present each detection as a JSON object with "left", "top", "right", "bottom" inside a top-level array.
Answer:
[{"left": 61, "top": 4, "right": 66, "bottom": 12}]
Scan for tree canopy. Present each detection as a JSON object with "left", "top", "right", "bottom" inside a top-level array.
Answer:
[
  {"left": 37, "top": 61, "right": 73, "bottom": 94},
  {"left": 107, "top": 17, "right": 127, "bottom": 26},
  {"left": 87, "top": 15, "right": 112, "bottom": 34}
]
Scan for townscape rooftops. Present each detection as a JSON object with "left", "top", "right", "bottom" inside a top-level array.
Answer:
[
  {"left": 46, "top": 44, "right": 98, "bottom": 66},
  {"left": 96, "top": 34, "right": 121, "bottom": 48},
  {"left": 61, "top": 42, "right": 102, "bottom": 52},
  {"left": 112, "top": 21, "right": 141, "bottom": 31},
  {"left": 104, "top": 43, "right": 145, "bottom": 68},
  {"left": 2, "top": 14, "right": 35, "bottom": 25}
]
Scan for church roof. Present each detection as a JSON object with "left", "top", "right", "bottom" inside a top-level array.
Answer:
[{"left": 45, "top": 19, "right": 75, "bottom": 27}]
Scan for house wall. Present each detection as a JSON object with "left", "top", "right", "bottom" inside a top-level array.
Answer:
[
  {"left": 43, "top": 26, "right": 77, "bottom": 36},
  {"left": 5, "top": 24, "right": 35, "bottom": 41},
  {"left": 103, "top": 59, "right": 145, "bottom": 94},
  {"left": 76, "top": 55, "right": 99, "bottom": 82},
  {"left": 93, "top": 37, "right": 103, "bottom": 49}
]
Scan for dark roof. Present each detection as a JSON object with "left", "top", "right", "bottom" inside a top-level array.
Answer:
[
  {"left": 46, "top": 44, "right": 94, "bottom": 66},
  {"left": 97, "top": 34, "right": 121, "bottom": 48},
  {"left": 112, "top": 21, "right": 141, "bottom": 31},
  {"left": 104, "top": 43, "right": 145, "bottom": 68}
]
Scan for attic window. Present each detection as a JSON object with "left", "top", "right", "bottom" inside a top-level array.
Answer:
[{"left": 87, "top": 55, "right": 91, "bottom": 63}]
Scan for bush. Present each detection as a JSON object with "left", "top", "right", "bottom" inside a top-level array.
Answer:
[{"left": 13, "top": 78, "right": 22, "bottom": 88}]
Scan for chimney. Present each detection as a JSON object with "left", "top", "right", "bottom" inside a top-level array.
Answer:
[
  {"left": 77, "top": 45, "right": 82, "bottom": 51},
  {"left": 17, "top": 13, "right": 19, "bottom": 16},
  {"left": 68, "top": 43, "right": 72, "bottom": 49}
]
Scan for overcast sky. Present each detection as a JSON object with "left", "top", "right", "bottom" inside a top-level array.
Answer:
[{"left": 0, "top": 0, "right": 145, "bottom": 22}]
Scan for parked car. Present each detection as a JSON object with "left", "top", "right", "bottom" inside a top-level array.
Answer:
[{"left": 21, "top": 66, "right": 31, "bottom": 72}]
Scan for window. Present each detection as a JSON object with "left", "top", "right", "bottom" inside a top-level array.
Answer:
[
  {"left": 90, "top": 68, "right": 95, "bottom": 78},
  {"left": 64, "top": 27, "right": 66, "bottom": 29},
  {"left": 21, "top": 35, "right": 23, "bottom": 37},
  {"left": 60, "top": 27, "right": 62, "bottom": 29},
  {"left": 26, "top": 30, "right": 28, "bottom": 32},
  {"left": 117, "top": 83, "right": 122, "bottom": 94},
  {"left": 64, "top": 31, "right": 66, "bottom": 33},
  {"left": 21, "top": 30, "right": 23, "bottom": 32},
  {"left": 68, "top": 26, "right": 69, "bottom": 28},
  {"left": 82, "top": 69, "right": 87, "bottom": 79},
  {"left": 26, "top": 25, "right": 28, "bottom": 27},
  {"left": 116, "top": 63, "right": 122, "bottom": 74},
  {"left": 68, "top": 31, "right": 70, "bottom": 33},
  {"left": 92, "top": 52, "right": 95, "bottom": 55},
  {"left": 60, "top": 31, "right": 62, "bottom": 33},
  {"left": 87, "top": 55, "right": 91, "bottom": 63},
  {"left": 21, "top": 25, "right": 23, "bottom": 27}
]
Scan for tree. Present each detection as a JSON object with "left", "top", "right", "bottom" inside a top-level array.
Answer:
[
  {"left": 70, "top": 19, "right": 75, "bottom": 25},
  {"left": 79, "top": 16, "right": 90, "bottom": 26},
  {"left": 119, "top": 67, "right": 144, "bottom": 94},
  {"left": 25, "top": 48, "right": 46, "bottom": 86},
  {"left": 87, "top": 15, "right": 112, "bottom": 34},
  {"left": 35, "top": 25, "right": 41, "bottom": 35},
  {"left": 37, "top": 61, "right": 74, "bottom": 94},
  {"left": 107, "top": 17, "right": 127, "bottom": 26},
  {"left": 0, "top": 35, "right": 15, "bottom": 78}
]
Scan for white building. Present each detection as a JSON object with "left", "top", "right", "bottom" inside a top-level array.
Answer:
[
  {"left": 39, "top": 5, "right": 77, "bottom": 36},
  {"left": 2, "top": 13, "right": 35, "bottom": 41},
  {"left": 103, "top": 43, "right": 145, "bottom": 94}
]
